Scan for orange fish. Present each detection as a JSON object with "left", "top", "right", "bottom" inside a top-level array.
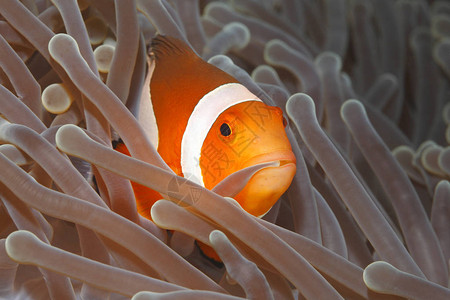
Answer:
[{"left": 115, "top": 35, "right": 296, "bottom": 259}]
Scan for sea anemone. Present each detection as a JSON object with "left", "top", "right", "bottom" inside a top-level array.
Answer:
[{"left": 0, "top": 0, "right": 449, "bottom": 299}]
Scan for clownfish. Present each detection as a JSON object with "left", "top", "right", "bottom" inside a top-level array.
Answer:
[{"left": 115, "top": 35, "right": 296, "bottom": 260}]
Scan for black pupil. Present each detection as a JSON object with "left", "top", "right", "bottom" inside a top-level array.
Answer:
[{"left": 220, "top": 123, "right": 231, "bottom": 136}]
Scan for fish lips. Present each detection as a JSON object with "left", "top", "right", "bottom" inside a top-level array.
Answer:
[{"left": 235, "top": 150, "right": 297, "bottom": 217}]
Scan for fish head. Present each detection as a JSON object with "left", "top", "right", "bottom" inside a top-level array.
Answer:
[{"left": 200, "top": 100, "right": 296, "bottom": 217}]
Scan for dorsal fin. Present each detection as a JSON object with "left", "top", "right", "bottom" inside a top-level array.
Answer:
[{"left": 150, "top": 35, "right": 196, "bottom": 62}]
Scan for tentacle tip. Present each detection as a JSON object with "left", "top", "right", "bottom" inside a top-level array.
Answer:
[
  {"left": 131, "top": 291, "right": 152, "bottom": 300},
  {"left": 363, "top": 261, "right": 397, "bottom": 293},
  {"left": 224, "top": 22, "right": 250, "bottom": 48},
  {"left": 340, "top": 99, "right": 364, "bottom": 119},
  {"left": 55, "top": 124, "right": 84, "bottom": 153},
  {"left": 5, "top": 230, "right": 38, "bottom": 264},
  {"left": 41, "top": 83, "right": 73, "bottom": 114},
  {"left": 150, "top": 199, "right": 173, "bottom": 229},
  {"left": 207, "top": 54, "right": 232, "bottom": 66},
  {"left": 203, "top": 1, "right": 230, "bottom": 16},
  {"left": 263, "top": 39, "right": 285, "bottom": 63},
  {"left": 209, "top": 230, "right": 225, "bottom": 244},
  {"left": 48, "top": 33, "right": 80, "bottom": 60},
  {"left": 286, "top": 93, "right": 315, "bottom": 118},
  {"left": 435, "top": 178, "right": 450, "bottom": 191},
  {"left": 315, "top": 51, "right": 342, "bottom": 71}
]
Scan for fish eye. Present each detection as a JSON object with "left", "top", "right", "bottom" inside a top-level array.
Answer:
[
  {"left": 282, "top": 117, "right": 288, "bottom": 128},
  {"left": 220, "top": 123, "right": 232, "bottom": 136}
]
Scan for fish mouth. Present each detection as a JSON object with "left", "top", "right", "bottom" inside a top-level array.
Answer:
[
  {"left": 278, "top": 159, "right": 296, "bottom": 167},
  {"left": 240, "top": 150, "right": 297, "bottom": 170},
  {"left": 235, "top": 150, "right": 296, "bottom": 217}
]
